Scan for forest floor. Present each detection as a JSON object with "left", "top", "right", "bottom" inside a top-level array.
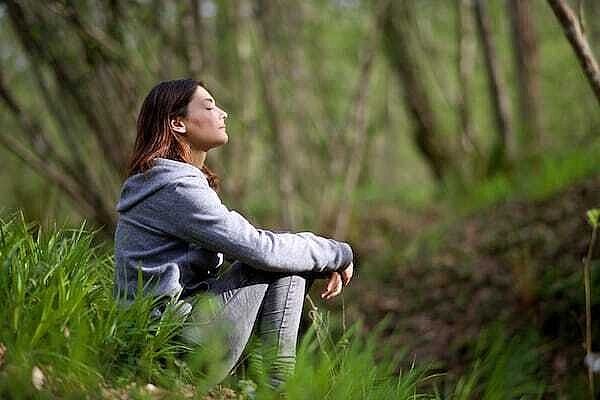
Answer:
[
  {"left": 1, "top": 164, "right": 598, "bottom": 398},
  {"left": 346, "top": 173, "right": 600, "bottom": 397}
]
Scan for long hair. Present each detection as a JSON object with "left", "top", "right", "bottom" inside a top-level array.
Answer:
[{"left": 126, "top": 78, "right": 220, "bottom": 191}]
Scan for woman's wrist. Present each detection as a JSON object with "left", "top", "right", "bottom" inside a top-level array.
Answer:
[{"left": 337, "top": 242, "right": 354, "bottom": 272}]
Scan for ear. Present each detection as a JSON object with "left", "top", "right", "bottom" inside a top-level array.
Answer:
[{"left": 169, "top": 118, "right": 187, "bottom": 134}]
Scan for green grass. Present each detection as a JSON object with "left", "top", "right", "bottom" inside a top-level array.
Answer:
[
  {"left": 442, "top": 141, "right": 600, "bottom": 214},
  {"left": 0, "top": 212, "right": 192, "bottom": 398},
  {"left": 0, "top": 210, "right": 548, "bottom": 398},
  {"left": 441, "top": 326, "right": 544, "bottom": 400}
]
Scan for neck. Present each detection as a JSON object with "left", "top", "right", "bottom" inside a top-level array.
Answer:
[{"left": 190, "top": 149, "right": 207, "bottom": 170}]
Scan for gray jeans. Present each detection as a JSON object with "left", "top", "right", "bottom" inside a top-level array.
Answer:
[{"left": 180, "top": 261, "right": 315, "bottom": 387}]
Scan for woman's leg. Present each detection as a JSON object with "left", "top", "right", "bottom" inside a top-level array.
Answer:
[
  {"left": 180, "top": 261, "right": 269, "bottom": 384},
  {"left": 179, "top": 261, "right": 312, "bottom": 387},
  {"left": 254, "top": 273, "right": 309, "bottom": 387}
]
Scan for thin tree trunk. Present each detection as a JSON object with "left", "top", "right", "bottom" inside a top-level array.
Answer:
[
  {"left": 585, "top": 1, "right": 600, "bottom": 50},
  {"left": 252, "top": 0, "right": 298, "bottom": 229},
  {"left": 473, "top": 0, "right": 513, "bottom": 175},
  {"left": 105, "top": 0, "right": 123, "bottom": 43},
  {"left": 214, "top": 0, "right": 241, "bottom": 179},
  {"left": 27, "top": 61, "right": 98, "bottom": 192},
  {"left": 333, "top": 40, "right": 376, "bottom": 241},
  {"left": 4, "top": 0, "right": 128, "bottom": 172},
  {"left": 190, "top": 0, "right": 208, "bottom": 76},
  {"left": 55, "top": 1, "right": 133, "bottom": 172},
  {"left": 508, "top": 0, "right": 542, "bottom": 155},
  {"left": 0, "top": 134, "right": 98, "bottom": 220},
  {"left": 380, "top": 0, "right": 450, "bottom": 183},
  {"left": 548, "top": 0, "right": 600, "bottom": 106},
  {"left": 1, "top": 1, "right": 125, "bottom": 235},
  {"left": 176, "top": 2, "right": 192, "bottom": 72},
  {"left": 456, "top": 0, "right": 479, "bottom": 159},
  {"left": 0, "top": 73, "right": 117, "bottom": 235},
  {"left": 226, "top": 0, "right": 257, "bottom": 204},
  {"left": 316, "top": 3, "right": 382, "bottom": 236}
]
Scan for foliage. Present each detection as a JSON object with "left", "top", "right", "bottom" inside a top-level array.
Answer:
[
  {"left": 0, "top": 211, "right": 438, "bottom": 398},
  {"left": 1, "top": 0, "right": 599, "bottom": 397},
  {"left": 442, "top": 141, "right": 600, "bottom": 215},
  {"left": 0, "top": 211, "right": 191, "bottom": 397},
  {"left": 442, "top": 326, "right": 544, "bottom": 400},
  {"left": 2, "top": 0, "right": 600, "bottom": 237},
  {"left": 353, "top": 174, "right": 600, "bottom": 398},
  {"left": 0, "top": 210, "right": 555, "bottom": 398}
]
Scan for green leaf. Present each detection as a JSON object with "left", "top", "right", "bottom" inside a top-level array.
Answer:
[{"left": 587, "top": 208, "right": 600, "bottom": 228}]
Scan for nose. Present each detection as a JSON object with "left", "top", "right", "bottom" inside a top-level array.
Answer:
[{"left": 219, "top": 107, "right": 228, "bottom": 120}]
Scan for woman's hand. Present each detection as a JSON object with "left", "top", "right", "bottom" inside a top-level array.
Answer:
[
  {"left": 321, "top": 272, "right": 343, "bottom": 300},
  {"left": 340, "top": 261, "right": 353, "bottom": 287}
]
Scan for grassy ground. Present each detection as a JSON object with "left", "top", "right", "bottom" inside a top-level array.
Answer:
[
  {"left": 350, "top": 172, "right": 599, "bottom": 398},
  {"left": 2, "top": 139, "right": 597, "bottom": 398},
  {"left": 0, "top": 211, "right": 549, "bottom": 399}
]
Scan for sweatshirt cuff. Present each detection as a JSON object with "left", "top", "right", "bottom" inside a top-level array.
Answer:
[{"left": 336, "top": 242, "right": 354, "bottom": 272}]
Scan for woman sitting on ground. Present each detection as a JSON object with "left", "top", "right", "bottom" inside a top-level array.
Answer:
[{"left": 113, "top": 78, "right": 354, "bottom": 387}]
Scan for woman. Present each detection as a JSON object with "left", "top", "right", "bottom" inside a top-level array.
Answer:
[{"left": 114, "top": 78, "right": 354, "bottom": 387}]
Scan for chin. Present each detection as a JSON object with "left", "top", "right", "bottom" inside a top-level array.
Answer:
[{"left": 209, "top": 137, "right": 228, "bottom": 150}]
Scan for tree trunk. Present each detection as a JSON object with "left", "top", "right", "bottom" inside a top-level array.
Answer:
[
  {"left": 456, "top": 0, "right": 479, "bottom": 162},
  {"left": 547, "top": 0, "right": 600, "bottom": 107},
  {"left": 585, "top": 0, "right": 600, "bottom": 53},
  {"left": 0, "top": 72, "right": 117, "bottom": 235},
  {"left": 508, "top": 0, "right": 543, "bottom": 155},
  {"left": 473, "top": 0, "right": 514, "bottom": 175},
  {"left": 332, "top": 26, "right": 377, "bottom": 241},
  {"left": 379, "top": 0, "right": 450, "bottom": 183},
  {"left": 252, "top": 0, "right": 299, "bottom": 229},
  {"left": 0, "top": 0, "right": 139, "bottom": 236}
]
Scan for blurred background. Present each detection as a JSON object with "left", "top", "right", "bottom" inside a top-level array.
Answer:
[{"left": 1, "top": 0, "right": 599, "bottom": 397}]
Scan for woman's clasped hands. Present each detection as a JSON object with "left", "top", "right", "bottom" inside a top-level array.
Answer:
[{"left": 321, "top": 261, "right": 353, "bottom": 300}]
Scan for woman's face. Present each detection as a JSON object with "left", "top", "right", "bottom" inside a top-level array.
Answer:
[{"left": 176, "top": 86, "right": 228, "bottom": 151}]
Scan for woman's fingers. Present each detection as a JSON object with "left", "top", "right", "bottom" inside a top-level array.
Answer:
[
  {"left": 321, "top": 272, "right": 343, "bottom": 300},
  {"left": 320, "top": 263, "right": 353, "bottom": 300},
  {"left": 340, "top": 261, "right": 354, "bottom": 287},
  {"left": 320, "top": 275, "right": 333, "bottom": 299}
]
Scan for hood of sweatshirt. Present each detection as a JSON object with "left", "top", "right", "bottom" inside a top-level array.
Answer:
[{"left": 116, "top": 158, "right": 205, "bottom": 213}]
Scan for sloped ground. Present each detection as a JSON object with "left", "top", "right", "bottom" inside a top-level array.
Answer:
[{"left": 352, "top": 175, "right": 600, "bottom": 395}]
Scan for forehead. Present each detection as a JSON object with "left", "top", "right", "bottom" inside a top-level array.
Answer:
[{"left": 193, "top": 86, "right": 214, "bottom": 103}]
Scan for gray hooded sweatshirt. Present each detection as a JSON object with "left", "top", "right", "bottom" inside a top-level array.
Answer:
[{"left": 114, "top": 157, "right": 354, "bottom": 301}]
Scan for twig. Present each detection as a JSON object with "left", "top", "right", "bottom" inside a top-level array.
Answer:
[
  {"left": 548, "top": 0, "right": 600, "bottom": 106},
  {"left": 583, "top": 209, "right": 599, "bottom": 398}
]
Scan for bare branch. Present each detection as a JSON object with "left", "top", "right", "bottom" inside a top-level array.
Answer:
[
  {"left": 548, "top": 0, "right": 600, "bottom": 106},
  {"left": 4, "top": 0, "right": 127, "bottom": 171},
  {"left": 0, "top": 70, "right": 117, "bottom": 234},
  {"left": 0, "top": 134, "right": 95, "bottom": 217}
]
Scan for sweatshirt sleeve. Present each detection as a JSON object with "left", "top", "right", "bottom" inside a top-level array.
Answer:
[{"left": 158, "top": 175, "right": 353, "bottom": 274}]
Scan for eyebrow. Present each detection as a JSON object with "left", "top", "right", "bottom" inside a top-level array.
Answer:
[{"left": 204, "top": 98, "right": 214, "bottom": 103}]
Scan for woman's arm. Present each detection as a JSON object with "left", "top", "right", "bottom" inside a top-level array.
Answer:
[{"left": 157, "top": 175, "right": 353, "bottom": 275}]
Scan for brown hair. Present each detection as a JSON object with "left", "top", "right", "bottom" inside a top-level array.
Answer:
[{"left": 126, "top": 78, "right": 220, "bottom": 191}]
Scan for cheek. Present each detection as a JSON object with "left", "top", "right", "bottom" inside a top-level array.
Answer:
[{"left": 188, "top": 115, "right": 212, "bottom": 130}]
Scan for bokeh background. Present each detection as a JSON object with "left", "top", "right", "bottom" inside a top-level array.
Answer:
[{"left": 1, "top": 0, "right": 599, "bottom": 398}]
